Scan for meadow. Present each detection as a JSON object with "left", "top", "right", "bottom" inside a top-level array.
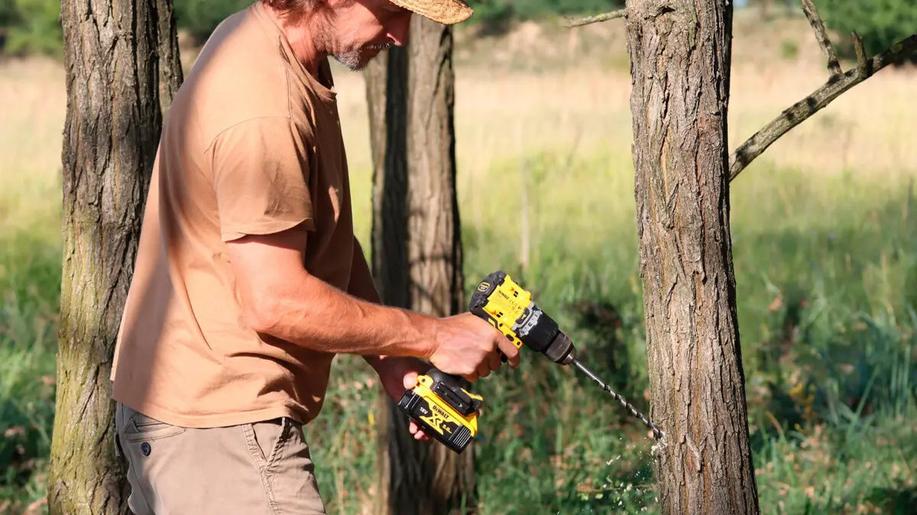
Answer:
[{"left": 1, "top": 10, "right": 915, "bottom": 514}]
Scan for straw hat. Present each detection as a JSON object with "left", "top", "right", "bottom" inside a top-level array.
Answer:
[{"left": 389, "top": 0, "right": 474, "bottom": 25}]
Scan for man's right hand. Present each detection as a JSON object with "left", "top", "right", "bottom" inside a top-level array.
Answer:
[{"left": 427, "top": 313, "right": 521, "bottom": 381}]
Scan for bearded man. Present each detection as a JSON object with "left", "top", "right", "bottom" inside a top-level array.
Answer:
[{"left": 109, "top": 1, "right": 516, "bottom": 512}]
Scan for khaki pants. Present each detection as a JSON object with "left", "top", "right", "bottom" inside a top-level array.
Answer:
[{"left": 115, "top": 403, "right": 325, "bottom": 514}]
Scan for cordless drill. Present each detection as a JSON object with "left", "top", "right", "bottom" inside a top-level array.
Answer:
[{"left": 397, "top": 271, "right": 663, "bottom": 454}]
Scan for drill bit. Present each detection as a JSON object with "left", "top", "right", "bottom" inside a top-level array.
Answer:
[{"left": 571, "top": 358, "right": 665, "bottom": 440}]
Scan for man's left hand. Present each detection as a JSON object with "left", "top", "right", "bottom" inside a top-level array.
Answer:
[{"left": 373, "top": 357, "right": 431, "bottom": 442}]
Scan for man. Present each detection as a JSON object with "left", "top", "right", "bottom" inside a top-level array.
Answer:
[{"left": 110, "top": 0, "right": 517, "bottom": 512}]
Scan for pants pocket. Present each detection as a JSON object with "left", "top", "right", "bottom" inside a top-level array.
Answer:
[
  {"left": 247, "top": 418, "right": 290, "bottom": 467},
  {"left": 122, "top": 409, "right": 186, "bottom": 443}
]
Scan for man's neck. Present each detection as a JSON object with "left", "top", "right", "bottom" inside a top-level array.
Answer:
[{"left": 263, "top": 6, "right": 327, "bottom": 76}]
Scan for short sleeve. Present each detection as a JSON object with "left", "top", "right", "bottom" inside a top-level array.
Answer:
[{"left": 208, "top": 117, "right": 315, "bottom": 242}]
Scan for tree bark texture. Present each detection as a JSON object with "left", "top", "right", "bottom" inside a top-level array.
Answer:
[
  {"left": 624, "top": 1, "right": 759, "bottom": 513},
  {"left": 156, "top": 0, "right": 183, "bottom": 112},
  {"left": 49, "top": 0, "right": 176, "bottom": 512},
  {"left": 366, "top": 16, "right": 473, "bottom": 515}
]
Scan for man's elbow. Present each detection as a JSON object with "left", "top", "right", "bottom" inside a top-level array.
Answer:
[{"left": 239, "top": 289, "right": 283, "bottom": 336}]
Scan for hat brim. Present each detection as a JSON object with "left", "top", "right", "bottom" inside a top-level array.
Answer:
[{"left": 389, "top": 0, "right": 473, "bottom": 25}]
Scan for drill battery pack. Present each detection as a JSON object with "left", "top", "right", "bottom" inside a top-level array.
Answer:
[{"left": 397, "top": 369, "right": 482, "bottom": 453}]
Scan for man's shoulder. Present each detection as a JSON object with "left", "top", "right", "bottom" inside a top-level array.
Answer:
[{"left": 176, "top": 7, "right": 294, "bottom": 147}]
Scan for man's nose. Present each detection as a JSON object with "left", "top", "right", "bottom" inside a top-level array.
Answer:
[{"left": 387, "top": 13, "right": 412, "bottom": 47}]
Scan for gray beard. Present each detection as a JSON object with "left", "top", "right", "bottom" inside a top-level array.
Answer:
[
  {"left": 332, "top": 42, "right": 393, "bottom": 72},
  {"left": 332, "top": 51, "right": 363, "bottom": 71}
]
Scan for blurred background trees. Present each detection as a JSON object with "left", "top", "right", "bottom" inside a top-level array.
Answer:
[
  {"left": 817, "top": 0, "right": 917, "bottom": 57},
  {"left": 0, "top": 0, "right": 62, "bottom": 56},
  {"left": 4, "top": 0, "right": 916, "bottom": 57},
  {"left": 3, "top": 0, "right": 623, "bottom": 53}
]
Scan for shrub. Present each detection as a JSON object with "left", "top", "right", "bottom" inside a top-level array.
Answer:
[
  {"left": 174, "top": 0, "right": 251, "bottom": 44},
  {"left": 471, "top": 0, "right": 621, "bottom": 32},
  {"left": 1, "top": 0, "right": 61, "bottom": 56},
  {"left": 816, "top": 0, "right": 917, "bottom": 60}
]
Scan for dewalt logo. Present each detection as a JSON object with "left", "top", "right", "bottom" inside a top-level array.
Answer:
[{"left": 420, "top": 403, "right": 452, "bottom": 436}]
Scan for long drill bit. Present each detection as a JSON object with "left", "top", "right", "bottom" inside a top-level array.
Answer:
[{"left": 571, "top": 358, "right": 665, "bottom": 440}]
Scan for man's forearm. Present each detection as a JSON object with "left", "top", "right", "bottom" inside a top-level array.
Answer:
[
  {"left": 250, "top": 271, "right": 436, "bottom": 358},
  {"left": 227, "top": 229, "right": 513, "bottom": 377},
  {"left": 228, "top": 230, "right": 435, "bottom": 358},
  {"left": 346, "top": 238, "right": 394, "bottom": 370}
]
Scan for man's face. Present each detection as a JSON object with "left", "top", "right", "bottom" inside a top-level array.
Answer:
[{"left": 325, "top": 0, "right": 413, "bottom": 70}]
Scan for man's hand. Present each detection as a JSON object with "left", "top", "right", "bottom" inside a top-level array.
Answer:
[
  {"left": 372, "top": 357, "right": 432, "bottom": 441},
  {"left": 428, "top": 313, "right": 521, "bottom": 382}
]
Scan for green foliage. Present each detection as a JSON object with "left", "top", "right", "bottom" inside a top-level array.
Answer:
[
  {"left": 0, "top": 0, "right": 626, "bottom": 55},
  {"left": 1, "top": 0, "right": 61, "bottom": 56},
  {"left": 471, "top": 0, "right": 620, "bottom": 33},
  {"left": 816, "top": 0, "right": 917, "bottom": 58},
  {"left": 172, "top": 1, "right": 624, "bottom": 43},
  {"left": 0, "top": 231, "right": 59, "bottom": 512},
  {"left": 475, "top": 0, "right": 619, "bottom": 18},
  {"left": 174, "top": 0, "right": 251, "bottom": 43},
  {"left": 0, "top": 0, "right": 17, "bottom": 27}
]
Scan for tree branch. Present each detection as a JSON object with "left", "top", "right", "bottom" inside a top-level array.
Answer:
[
  {"left": 800, "top": 0, "right": 842, "bottom": 77},
  {"left": 729, "top": 34, "right": 917, "bottom": 181},
  {"left": 852, "top": 31, "right": 868, "bottom": 76},
  {"left": 564, "top": 9, "right": 626, "bottom": 28}
]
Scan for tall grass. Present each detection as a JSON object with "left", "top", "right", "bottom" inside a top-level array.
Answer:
[
  {"left": 1, "top": 12, "right": 915, "bottom": 514},
  {"left": 0, "top": 57, "right": 63, "bottom": 513}
]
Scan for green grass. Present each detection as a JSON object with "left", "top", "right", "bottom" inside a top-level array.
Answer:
[
  {"left": 0, "top": 232, "right": 59, "bottom": 513},
  {"left": 2, "top": 146, "right": 915, "bottom": 513},
  {"left": 300, "top": 149, "right": 917, "bottom": 514}
]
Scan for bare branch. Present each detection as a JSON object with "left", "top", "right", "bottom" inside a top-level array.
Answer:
[
  {"left": 800, "top": 0, "right": 842, "bottom": 77},
  {"left": 729, "top": 34, "right": 917, "bottom": 181},
  {"left": 852, "top": 31, "right": 868, "bottom": 76},
  {"left": 565, "top": 9, "right": 626, "bottom": 28}
]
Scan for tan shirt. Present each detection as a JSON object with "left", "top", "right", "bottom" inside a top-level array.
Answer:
[{"left": 112, "top": 2, "right": 365, "bottom": 427}]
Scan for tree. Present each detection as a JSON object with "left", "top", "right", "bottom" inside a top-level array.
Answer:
[
  {"left": 156, "top": 0, "right": 184, "bottom": 111},
  {"left": 365, "top": 16, "right": 473, "bottom": 515},
  {"left": 624, "top": 1, "right": 758, "bottom": 512},
  {"left": 48, "top": 1, "right": 180, "bottom": 512},
  {"left": 564, "top": 0, "right": 917, "bottom": 512}
]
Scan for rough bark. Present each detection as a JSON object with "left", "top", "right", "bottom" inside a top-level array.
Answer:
[
  {"left": 49, "top": 0, "right": 177, "bottom": 512},
  {"left": 624, "top": 1, "right": 759, "bottom": 513},
  {"left": 156, "top": 0, "right": 183, "bottom": 112},
  {"left": 366, "top": 48, "right": 410, "bottom": 309},
  {"left": 367, "top": 16, "right": 473, "bottom": 515}
]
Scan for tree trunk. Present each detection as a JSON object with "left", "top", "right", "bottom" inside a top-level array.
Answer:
[
  {"left": 624, "top": 1, "right": 759, "bottom": 513},
  {"left": 49, "top": 1, "right": 179, "bottom": 512},
  {"left": 366, "top": 16, "right": 474, "bottom": 515},
  {"left": 156, "top": 0, "right": 183, "bottom": 111}
]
